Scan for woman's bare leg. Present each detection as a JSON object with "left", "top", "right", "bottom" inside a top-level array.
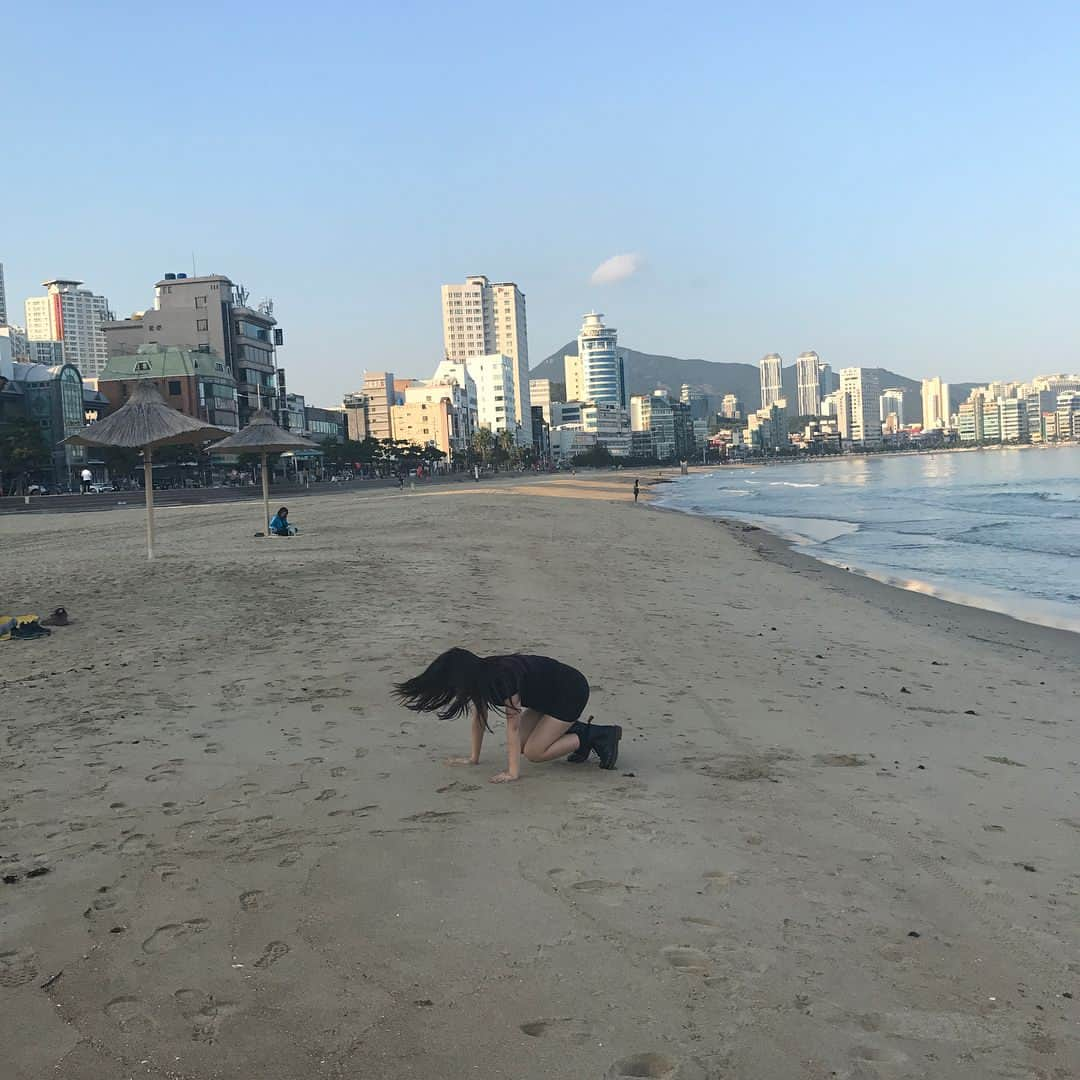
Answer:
[
  {"left": 522, "top": 714, "right": 579, "bottom": 763},
  {"left": 516, "top": 708, "right": 542, "bottom": 751}
]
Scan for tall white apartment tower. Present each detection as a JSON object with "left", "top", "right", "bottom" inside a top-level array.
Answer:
[
  {"left": 577, "top": 312, "right": 625, "bottom": 407},
  {"left": 24, "top": 278, "right": 113, "bottom": 378},
  {"left": 921, "top": 376, "right": 951, "bottom": 430},
  {"left": 759, "top": 353, "right": 783, "bottom": 410},
  {"left": 795, "top": 351, "right": 822, "bottom": 416},
  {"left": 0, "top": 262, "right": 8, "bottom": 325},
  {"left": 441, "top": 275, "right": 531, "bottom": 440},
  {"left": 839, "top": 367, "right": 883, "bottom": 445}
]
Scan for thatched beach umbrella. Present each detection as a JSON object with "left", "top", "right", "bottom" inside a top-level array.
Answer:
[
  {"left": 63, "top": 380, "right": 227, "bottom": 560},
  {"left": 208, "top": 411, "right": 320, "bottom": 535}
]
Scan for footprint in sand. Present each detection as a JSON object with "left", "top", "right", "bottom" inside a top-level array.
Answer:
[
  {"left": 402, "top": 810, "right": 461, "bottom": 823},
  {"left": 814, "top": 753, "right": 870, "bottom": 767},
  {"left": 239, "top": 890, "right": 264, "bottom": 911},
  {"left": 118, "top": 833, "right": 152, "bottom": 855},
  {"left": 254, "top": 941, "right": 290, "bottom": 969},
  {"left": 604, "top": 1054, "right": 686, "bottom": 1080},
  {"left": 174, "top": 988, "right": 239, "bottom": 1043},
  {"left": 519, "top": 1018, "right": 593, "bottom": 1043},
  {"left": 330, "top": 767, "right": 349, "bottom": 778},
  {"left": 681, "top": 916, "right": 724, "bottom": 931},
  {"left": 660, "top": 946, "right": 711, "bottom": 976},
  {"left": 152, "top": 862, "right": 180, "bottom": 881},
  {"left": 0, "top": 947, "right": 38, "bottom": 987},
  {"left": 313, "top": 789, "right": 338, "bottom": 802},
  {"left": 141, "top": 918, "right": 211, "bottom": 954},
  {"left": 104, "top": 995, "right": 157, "bottom": 1034},
  {"left": 329, "top": 804, "right": 379, "bottom": 818}
]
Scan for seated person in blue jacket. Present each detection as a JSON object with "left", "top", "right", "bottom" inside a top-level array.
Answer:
[{"left": 269, "top": 506, "right": 297, "bottom": 536}]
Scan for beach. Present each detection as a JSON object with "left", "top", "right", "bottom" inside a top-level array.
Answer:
[{"left": 2, "top": 473, "right": 1078, "bottom": 1080}]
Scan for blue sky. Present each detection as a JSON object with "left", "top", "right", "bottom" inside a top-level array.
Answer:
[{"left": 4, "top": 1, "right": 1078, "bottom": 404}]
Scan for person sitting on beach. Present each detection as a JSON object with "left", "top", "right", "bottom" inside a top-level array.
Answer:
[
  {"left": 268, "top": 506, "right": 297, "bottom": 536},
  {"left": 394, "top": 648, "right": 622, "bottom": 783}
]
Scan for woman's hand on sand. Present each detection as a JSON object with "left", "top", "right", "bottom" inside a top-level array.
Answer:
[
  {"left": 489, "top": 771, "right": 519, "bottom": 784},
  {"left": 445, "top": 756, "right": 478, "bottom": 766}
]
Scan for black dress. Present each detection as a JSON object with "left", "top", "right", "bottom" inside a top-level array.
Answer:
[{"left": 485, "top": 654, "right": 590, "bottom": 723}]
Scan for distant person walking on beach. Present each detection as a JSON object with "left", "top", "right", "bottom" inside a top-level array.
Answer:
[
  {"left": 80, "top": 467, "right": 92, "bottom": 494},
  {"left": 633, "top": 478, "right": 640, "bottom": 503},
  {"left": 394, "top": 649, "right": 621, "bottom": 783}
]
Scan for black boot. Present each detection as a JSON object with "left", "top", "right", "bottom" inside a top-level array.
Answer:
[
  {"left": 566, "top": 718, "right": 594, "bottom": 763},
  {"left": 590, "top": 725, "right": 622, "bottom": 770}
]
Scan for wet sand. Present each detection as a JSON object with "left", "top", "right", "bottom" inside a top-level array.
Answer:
[{"left": 2, "top": 473, "right": 1078, "bottom": 1079}]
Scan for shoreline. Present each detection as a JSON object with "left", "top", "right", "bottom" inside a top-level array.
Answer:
[{"left": 650, "top": 459, "right": 1080, "bottom": 637}]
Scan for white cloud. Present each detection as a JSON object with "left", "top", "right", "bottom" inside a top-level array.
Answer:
[{"left": 590, "top": 252, "right": 645, "bottom": 285}]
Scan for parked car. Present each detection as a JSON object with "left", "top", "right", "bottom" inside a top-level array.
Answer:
[{"left": 87, "top": 482, "right": 113, "bottom": 494}]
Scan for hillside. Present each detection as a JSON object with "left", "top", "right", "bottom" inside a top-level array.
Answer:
[{"left": 531, "top": 343, "right": 977, "bottom": 424}]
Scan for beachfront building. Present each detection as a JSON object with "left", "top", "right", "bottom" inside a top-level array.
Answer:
[
  {"left": 720, "top": 393, "right": 743, "bottom": 419},
  {"left": 0, "top": 261, "right": 7, "bottom": 324},
  {"left": 568, "top": 312, "right": 625, "bottom": 408},
  {"left": 1057, "top": 392, "right": 1080, "bottom": 440},
  {"left": 839, "top": 368, "right": 882, "bottom": 446},
  {"left": 342, "top": 391, "right": 370, "bottom": 440},
  {"left": 441, "top": 275, "right": 530, "bottom": 442},
  {"left": 434, "top": 354, "right": 520, "bottom": 442},
  {"left": 880, "top": 388, "right": 906, "bottom": 431},
  {"left": 563, "top": 353, "right": 586, "bottom": 402},
  {"left": 759, "top": 353, "right": 783, "bottom": 410},
  {"left": 102, "top": 273, "right": 283, "bottom": 427},
  {"left": 402, "top": 378, "right": 475, "bottom": 456},
  {"left": 921, "top": 376, "right": 951, "bottom": 430},
  {"left": 630, "top": 392, "right": 676, "bottom": 460},
  {"left": 531, "top": 406, "right": 550, "bottom": 460},
  {"left": 360, "top": 371, "right": 396, "bottom": 440},
  {"left": 24, "top": 278, "right": 113, "bottom": 379},
  {"left": 957, "top": 398, "right": 984, "bottom": 443},
  {"left": 795, "top": 351, "right": 824, "bottom": 416},
  {"left": 580, "top": 402, "right": 631, "bottom": 457},
  {"left": 746, "top": 400, "right": 789, "bottom": 454},
  {"left": 2, "top": 361, "right": 88, "bottom": 485},
  {"left": 98, "top": 345, "right": 240, "bottom": 432},
  {"left": 304, "top": 406, "right": 346, "bottom": 444},
  {"left": 529, "top": 378, "right": 565, "bottom": 424}
]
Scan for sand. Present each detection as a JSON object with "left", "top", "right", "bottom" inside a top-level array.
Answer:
[{"left": 1, "top": 472, "right": 1078, "bottom": 1080}]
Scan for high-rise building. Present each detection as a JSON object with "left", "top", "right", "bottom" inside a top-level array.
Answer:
[
  {"left": 839, "top": 368, "right": 882, "bottom": 445},
  {"left": 759, "top": 353, "right": 783, "bottom": 410},
  {"left": 440, "top": 275, "right": 530, "bottom": 441},
  {"left": 102, "top": 273, "right": 282, "bottom": 426},
  {"left": 795, "top": 351, "right": 822, "bottom": 416},
  {"left": 25, "top": 278, "right": 113, "bottom": 378},
  {"left": 630, "top": 392, "right": 675, "bottom": 459},
  {"left": 564, "top": 353, "right": 585, "bottom": 402},
  {"left": 361, "top": 371, "right": 396, "bottom": 440},
  {"left": 529, "top": 378, "right": 565, "bottom": 424},
  {"left": 1056, "top": 392, "right": 1080, "bottom": 440},
  {"left": 433, "top": 355, "right": 518, "bottom": 440},
  {"left": 921, "top": 377, "right": 951, "bottom": 430},
  {"left": 0, "top": 261, "right": 8, "bottom": 325},
  {"left": 576, "top": 312, "right": 625, "bottom": 407},
  {"left": 720, "top": 393, "right": 743, "bottom": 419},
  {"left": 880, "top": 388, "right": 905, "bottom": 427}
]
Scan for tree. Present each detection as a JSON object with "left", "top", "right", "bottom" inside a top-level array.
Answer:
[
  {"left": 571, "top": 444, "right": 615, "bottom": 468},
  {"left": 470, "top": 428, "right": 495, "bottom": 466},
  {"left": 0, "top": 419, "right": 52, "bottom": 493}
]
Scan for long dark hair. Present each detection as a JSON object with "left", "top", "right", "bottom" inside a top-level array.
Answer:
[{"left": 393, "top": 648, "right": 519, "bottom": 729}]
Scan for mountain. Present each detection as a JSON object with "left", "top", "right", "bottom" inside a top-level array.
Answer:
[{"left": 531, "top": 343, "right": 979, "bottom": 425}]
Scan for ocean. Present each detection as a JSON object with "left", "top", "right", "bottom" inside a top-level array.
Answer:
[{"left": 656, "top": 446, "right": 1080, "bottom": 632}]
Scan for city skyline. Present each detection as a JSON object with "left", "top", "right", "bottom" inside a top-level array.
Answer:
[{"left": 5, "top": 5, "right": 1079, "bottom": 404}]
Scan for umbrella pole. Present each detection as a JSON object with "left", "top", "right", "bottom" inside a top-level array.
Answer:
[
  {"left": 143, "top": 446, "right": 156, "bottom": 560},
  {"left": 261, "top": 452, "right": 270, "bottom": 535}
]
